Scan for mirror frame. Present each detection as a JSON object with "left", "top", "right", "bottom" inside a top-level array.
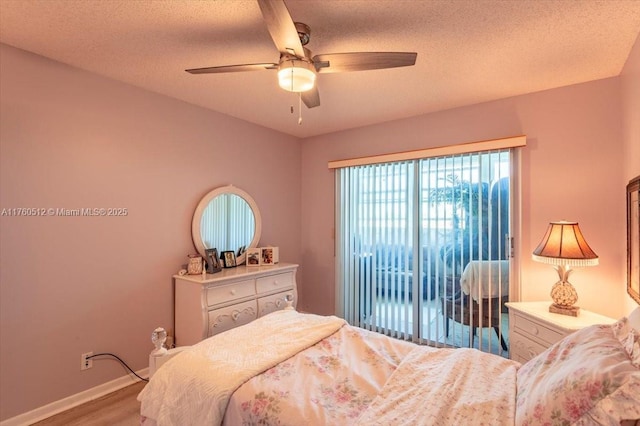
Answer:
[
  {"left": 191, "top": 185, "right": 262, "bottom": 266},
  {"left": 628, "top": 175, "right": 640, "bottom": 305}
]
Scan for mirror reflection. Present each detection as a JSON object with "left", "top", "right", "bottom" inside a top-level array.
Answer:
[
  {"left": 201, "top": 194, "right": 255, "bottom": 255},
  {"left": 192, "top": 185, "right": 262, "bottom": 266}
]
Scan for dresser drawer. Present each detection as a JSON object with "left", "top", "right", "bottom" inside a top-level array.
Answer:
[
  {"left": 175, "top": 263, "right": 298, "bottom": 345},
  {"left": 257, "top": 291, "right": 293, "bottom": 316},
  {"left": 510, "top": 331, "right": 548, "bottom": 362},
  {"left": 208, "top": 300, "right": 257, "bottom": 336},
  {"left": 513, "top": 314, "right": 564, "bottom": 346},
  {"left": 256, "top": 272, "right": 293, "bottom": 294},
  {"left": 206, "top": 279, "right": 255, "bottom": 307}
]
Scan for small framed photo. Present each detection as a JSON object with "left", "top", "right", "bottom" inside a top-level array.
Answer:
[
  {"left": 205, "top": 248, "right": 222, "bottom": 274},
  {"left": 246, "top": 247, "right": 261, "bottom": 266},
  {"left": 260, "top": 247, "right": 275, "bottom": 265},
  {"left": 221, "top": 250, "right": 237, "bottom": 268}
]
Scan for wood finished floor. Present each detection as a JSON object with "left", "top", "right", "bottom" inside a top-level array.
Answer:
[{"left": 32, "top": 381, "right": 145, "bottom": 426}]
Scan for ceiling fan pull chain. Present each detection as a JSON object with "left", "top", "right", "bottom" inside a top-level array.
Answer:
[
  {"left": 290, "top": 67, "right": 295, "bottom": 116},
  {"left": 298, "top": 92, "right": 303, "bottom": 125}
]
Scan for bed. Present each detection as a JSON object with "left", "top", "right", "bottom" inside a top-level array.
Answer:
[{"left": 138, "top": 307, "right": 640, "bottom": 425}]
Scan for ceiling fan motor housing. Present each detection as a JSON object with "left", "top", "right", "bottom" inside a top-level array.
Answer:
[{"left": 295, "top": 22, "right": 311, "bottom": 46}]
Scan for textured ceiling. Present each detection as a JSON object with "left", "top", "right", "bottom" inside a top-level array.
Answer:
[{"left": 1, "top": 0, "right": 639, "bottom": 138}]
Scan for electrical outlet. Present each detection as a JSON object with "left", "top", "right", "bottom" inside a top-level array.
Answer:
[{"left": 81, "top": 352, "right": 93, "bottom": 370}]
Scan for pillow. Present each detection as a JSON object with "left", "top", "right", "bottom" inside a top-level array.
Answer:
[
  {"left": 612, "top": 317, "right": 640, "bottom": 367},
  {"left": 516, "top": 320, "right": 640, "bottom": 425}
]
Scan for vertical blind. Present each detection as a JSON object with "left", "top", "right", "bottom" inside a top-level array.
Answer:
[{"left": 336, "top": 149, "right": 512, "bottom": 355}]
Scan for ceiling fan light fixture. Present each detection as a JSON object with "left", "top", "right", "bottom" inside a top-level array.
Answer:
[{"left": 278, "top": 59, "right": 316, "bottom": 92}]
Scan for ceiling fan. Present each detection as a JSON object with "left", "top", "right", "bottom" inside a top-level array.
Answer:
[{"left": 186, "top": 0, "right": 417, "bottom": 109}]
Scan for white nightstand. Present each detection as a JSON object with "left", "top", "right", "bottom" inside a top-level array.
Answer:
[{"left": 506, "top": 301, "right": 616, "bottom": 363}]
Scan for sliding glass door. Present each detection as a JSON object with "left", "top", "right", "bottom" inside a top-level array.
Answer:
[{"left": 336, "top": 149, "right": 514, "bottom": 356}]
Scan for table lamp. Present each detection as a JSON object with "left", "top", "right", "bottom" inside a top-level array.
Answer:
[{"left": 532, "top": 221, "right": 598, "bottom": 316}]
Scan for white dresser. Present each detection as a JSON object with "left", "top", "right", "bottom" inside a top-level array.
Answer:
[
  {"left": 174, "top": 262, "right": 298, "bottom": 346},
  {"left": 506, "top": 301, "right": 615, "bottom": 363}
]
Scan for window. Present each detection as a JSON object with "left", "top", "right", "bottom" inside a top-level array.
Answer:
[{"left": 333, "top": 138, "right": 524, "bottom": 356}]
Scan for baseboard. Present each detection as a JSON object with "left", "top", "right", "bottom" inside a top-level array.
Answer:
[{"left": 0, "top": 368, "right": 148, "bottom": 426}]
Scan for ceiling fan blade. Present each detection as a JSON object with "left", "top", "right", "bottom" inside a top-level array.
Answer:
[
  {"left": 313, "top": 52, "right": 417, "bottom": 73},
  {"left": 257, "top": 0, "right": 305, "bottom": 58},
  {"left": 186, "top": 63, "right": 278, "bottom": 74},
  {"left": 301, "top": 86, "right": 320, "bottom": 108}
]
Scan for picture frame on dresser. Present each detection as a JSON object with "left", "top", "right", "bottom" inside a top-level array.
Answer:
[
  {"left": 246, "top": 248, "right": 260, "bottom": 266},
  {"left": 261, "top": 247, "right": 275, "bottom": 265},
  {"left": 205, "top": 248, "right": 222, "bottom": 274},
  {"left": 627, "top": 175, "right": 640, "bottom": 304},
  {"left": 221, "top": 250, "right": 236, "bottom": 268}
]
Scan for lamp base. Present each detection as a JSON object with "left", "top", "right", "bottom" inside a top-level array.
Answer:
[{"left": 549, "top": 303, "right": 580, "bottom": 317}]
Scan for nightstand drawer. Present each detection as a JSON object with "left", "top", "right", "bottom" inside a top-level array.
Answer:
[
  {"left": 506, "top": 302, "right": 616, "bottom": 364},
  {"left": 256, "top": 272, "right": 293, "bottom": 294},
  {"left": 510, "top": 331, "right": 547, "bottom": 362},
  {"left": 206, "top": 279, "right": 255, "bottom": 306},
  {"left": 513, "top": 314, "right": 564, "bottom": 346}
]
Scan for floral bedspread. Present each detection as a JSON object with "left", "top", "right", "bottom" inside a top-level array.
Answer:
[
  {"left": 138, "top": 310, "right": 345, "bottom": 426},
  {"left": 224, "top": 329, "right": 518, "bottom": 426},
  {"left": 223, "top": 325, "right": 417, "bottom": 425},
  {"left": 140, "top": 311, "right": 520, "bottom": 426},
  {"left": 356, "top": 347, "right": 520, "bottom": 425}
]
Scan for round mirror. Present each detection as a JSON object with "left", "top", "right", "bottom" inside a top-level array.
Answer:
[{"left": 191, "top": 185, "right": 262, "bottom": 266}]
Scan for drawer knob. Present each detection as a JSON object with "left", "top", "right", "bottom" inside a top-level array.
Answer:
[
  {"left": 273, "top": 281, "right": 278, "bottom": 286},
  {"left": 230, "top": 289, "right": 237, "bottom": 295},
  {"left": 532, "top": 325, "right": 539, "bottom": 335},
  {"left": 276, "top": 299, "right": 282, "bottom": 307}
]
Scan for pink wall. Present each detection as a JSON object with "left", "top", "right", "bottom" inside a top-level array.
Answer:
[
  {"left": 300, "top": 78, "right": 628, "bottom": 320},
  {"left": 0, "top": 44, "right": 301, "bottom": 420},
  {"left": 621, "top": 32, "right": 640, "bottom": 314},
  {"left": 2, "top": 31, "right": 639, "bottom": 421}
]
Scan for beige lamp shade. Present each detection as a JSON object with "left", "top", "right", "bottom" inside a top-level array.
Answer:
[
  {"left": 532, "top": 221, "right": 598, "bottom": 316},
  {"left": 532, "top": 221, "right": 599, "bottom": 267}
]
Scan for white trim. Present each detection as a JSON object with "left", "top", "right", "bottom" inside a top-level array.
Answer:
[
  {"left": 510, "top": 148, "right": 523, "bottom": 302},
  {"left": 0, "top": 368, "right": 148, "bottom": 426},
  {"left": 328, "top": 135, "right": 527, "bottom": 169}
]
